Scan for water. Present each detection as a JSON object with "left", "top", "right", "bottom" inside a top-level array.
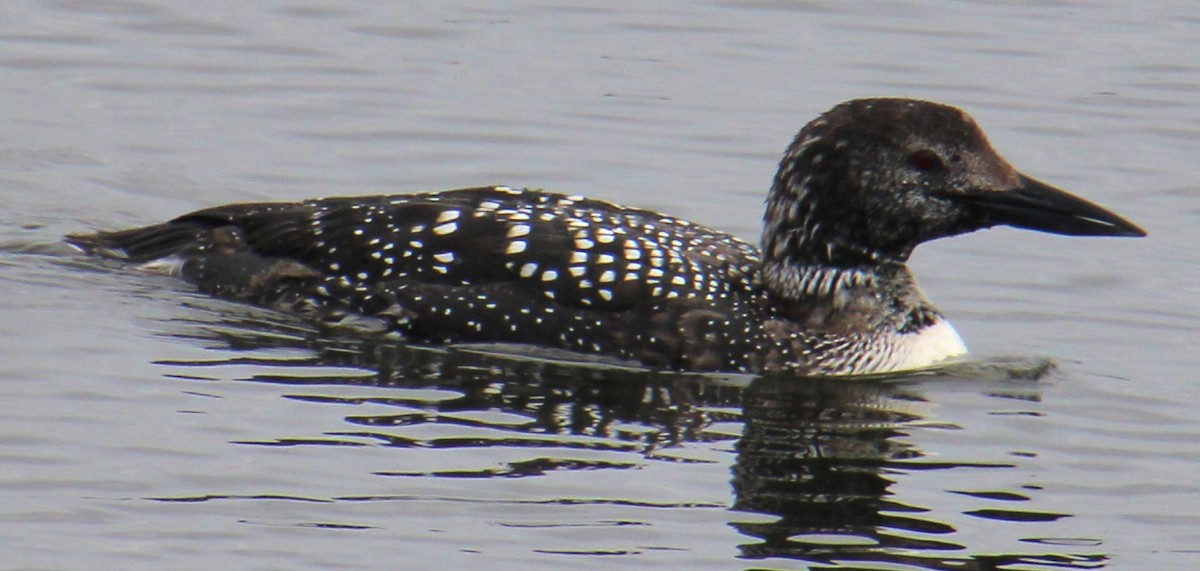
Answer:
[{"left": 2, "top": 0, "right": 1198, "bottom": 569}]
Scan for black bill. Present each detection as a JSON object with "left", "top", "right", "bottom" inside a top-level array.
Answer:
[{"left": 958, "top": 174, "right": 1146, "bottom": 237}]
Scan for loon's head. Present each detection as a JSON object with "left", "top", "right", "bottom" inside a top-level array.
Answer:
[{"left": 762, "top": 98, "right": 1145, "bottom": 271}]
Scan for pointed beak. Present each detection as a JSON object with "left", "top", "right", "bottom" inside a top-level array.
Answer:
[{"left": 957, "top": 174, "right": 1146, "bottom": 237}]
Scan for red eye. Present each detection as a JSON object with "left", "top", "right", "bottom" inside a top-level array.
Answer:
[{"left": 908, "top": 150, "right": 944, "bottom": 172}]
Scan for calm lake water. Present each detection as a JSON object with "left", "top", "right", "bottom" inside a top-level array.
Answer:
[{"left": 2, "top": 1, "right": 1198, "bottom": 569}]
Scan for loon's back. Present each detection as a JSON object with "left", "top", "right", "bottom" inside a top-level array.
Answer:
[{"left": 69, "top": 186, "right": 801, "bottom": 372}]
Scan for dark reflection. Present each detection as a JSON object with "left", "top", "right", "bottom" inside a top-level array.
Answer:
[
  {"left": 730, "top": 376, "right": 1103, "bottom": 569},
  {"left": 733, "top": 378, "right": 954, "bottom": 551},
  {"left": 153, "top": 304, "right": 1105, "bottom": 569},
  {"left": 156, "top": 303, "right": 747, "bottom": 462}
]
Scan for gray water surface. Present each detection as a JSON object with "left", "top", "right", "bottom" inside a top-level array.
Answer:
[{"left": 2, "top": 1, "right": 1198, "bottom": 569}]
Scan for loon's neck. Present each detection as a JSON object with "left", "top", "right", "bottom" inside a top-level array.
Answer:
[
  {"left": 759, "top": 258, "right": 942, "bottom": 336},
  {"left": 757, "top": 167, "right": 934, "bottom": 335}
]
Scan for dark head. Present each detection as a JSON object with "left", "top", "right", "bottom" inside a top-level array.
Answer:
[{"left": 762, "top": 98, "right": 1145, "bottom": 271}]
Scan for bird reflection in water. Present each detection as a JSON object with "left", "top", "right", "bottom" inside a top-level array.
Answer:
[
  {"left": 731, "top": 375, "right": 1103, "bottom": 569},
  {"left": 154, "top": 305, "right": 1105, "bottom": 569}
]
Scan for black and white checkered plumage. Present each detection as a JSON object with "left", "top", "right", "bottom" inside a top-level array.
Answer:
[{"left": 67, "top": 98, "right": 1144, "bottom": 375}]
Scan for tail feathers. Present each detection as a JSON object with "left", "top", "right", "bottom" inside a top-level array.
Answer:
[
  {"left": 65, "top": 221, "right": 211, "bottom": 263},
  {"left": 67, "top": 214, "right": 420, "bottom": 337}
]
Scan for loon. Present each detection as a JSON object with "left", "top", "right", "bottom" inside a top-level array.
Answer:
[{"left": 67, "top": 98, "right": 1145, "bottom": 376}]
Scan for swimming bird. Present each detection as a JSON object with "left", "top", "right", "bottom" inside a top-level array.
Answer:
[{"left": 67, "top": 98, "right": 1145, "bottom": 375}]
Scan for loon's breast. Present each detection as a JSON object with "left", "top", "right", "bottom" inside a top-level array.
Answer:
[{"left": 877, "top": 318, "right": 968, "bottom": 374}]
